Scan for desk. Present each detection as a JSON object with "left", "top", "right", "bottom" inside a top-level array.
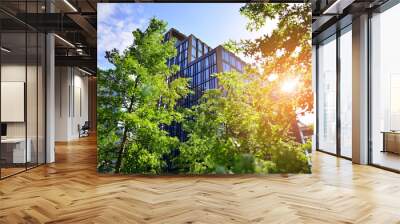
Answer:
[
  {"left": 381, "top": 131, "right": 400, "bottom": 154},
  {"left": 1, "top": 138, "right": 31, "bottom": 163}
]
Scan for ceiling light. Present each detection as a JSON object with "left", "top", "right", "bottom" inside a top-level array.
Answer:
[
  {"left": 78, "top": 67, "right": 92, "bottom": 76},
  {"left": 54, "top": 34, "right": 75, "bottom": 48},
  {"left": 63, "top": 0, "right": 78, "bottom": 12},
  {"left": 1, "top": 47, "right": 11, "bottom": 53},
  {"left": 322, "top": 0, "right": 355, "bottom": 15}
]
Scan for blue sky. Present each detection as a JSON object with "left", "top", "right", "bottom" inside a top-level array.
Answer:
[{"left": 97, "top": 3, "right": 275, "bottom": 69}]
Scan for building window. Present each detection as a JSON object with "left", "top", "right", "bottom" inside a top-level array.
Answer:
[
  {"left": 223, "top": 62, "right": 230, "bottom": 72},
  {"left": 191, "top": 37, "right": 196, "bottom": 48},
  {"left": 191, "top": 47, "right": 196, "bottom": 59},
  {"left": 198, "top": 42, "right": 203, "bottom": 57},
  {"left": 197, "top": 61, "right": 201, "bottom": 72},
  {"left": 229, "top": 55, "right": 234, "bottom": 66},
  {"left": 222, "top": 50, "right": 229, "bottom": 62}
]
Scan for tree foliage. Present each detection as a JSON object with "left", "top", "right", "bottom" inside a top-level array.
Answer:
[
  {"left": 97, "top": 18, "right": 190, "bottom": 174},
  {"left": 97, "top": 10, "right": 312, "bottom": 174},
  {"left": 175, "top": 70, "right": 310, "bottom": 174},
  {"left": 225, "top": 3, "right": 312, "bottom": 114}
]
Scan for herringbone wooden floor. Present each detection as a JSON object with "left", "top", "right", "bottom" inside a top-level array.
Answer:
[{"left": 1, "top": 135, "right": 400, "bottom": 224}]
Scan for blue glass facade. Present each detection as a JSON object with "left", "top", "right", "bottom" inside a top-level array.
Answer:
[{"left": 164, "top": 28, "right": 246, "bottom": 140}]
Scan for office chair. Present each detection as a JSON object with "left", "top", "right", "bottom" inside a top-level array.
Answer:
[{"left": 79, "top": 121, "right": 90, "bottom": 138}]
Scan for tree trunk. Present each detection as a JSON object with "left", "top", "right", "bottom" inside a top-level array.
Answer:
[
  {"left": 115, "top": 127, "right": 128, "bottom": 173},
  {"left": 114, "top": 79, "right": 139, "bottom": 173}
]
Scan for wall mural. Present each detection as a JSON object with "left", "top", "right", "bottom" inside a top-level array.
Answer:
[{"left": 97, "top": 3, "right": 313, "bottom": 174}]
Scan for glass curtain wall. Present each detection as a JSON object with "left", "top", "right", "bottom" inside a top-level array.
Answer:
[
  {"left": 0, "top": 1, "right": 46, "bottom": 179},
  {"left": 371, "top": 3, "right": 400, "bottom": 171},
  {"left": 317, "top": 35, "right": 337, "bottom": 154},
  {"left": 339, "top": 26, "right": 352, "bottom": 158}
]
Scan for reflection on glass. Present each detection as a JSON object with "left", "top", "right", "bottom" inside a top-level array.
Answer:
[
  {"left": 0, "top": 1, "right": 47, "bottom": 178},
  {"left": 38, "top": 33, "right": 46, "bottom": 165},
  {"left": 340, "top": 28, "right": 352, "bottom": 158},
  {"left": 27, "top": 32, "right": 38, "bottom": 169},
  {"left": 318, "top": 35, "right": 337, "bottom": 154},
  {"left": 1, "top": 32, "right": 27, "bottom": 177}
]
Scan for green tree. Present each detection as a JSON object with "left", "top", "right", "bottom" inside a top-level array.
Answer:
[
  {"left": 225, "top": 3, "right": 312, "bottom": 114},
  {"left": 175, "top": 70, "right": 310, "bottom": 174},
  {"left": 97, "top": 18, "right": 190, "bottom": 174}
]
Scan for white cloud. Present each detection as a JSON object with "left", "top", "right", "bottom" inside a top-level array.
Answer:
[{"left": 97, "top": 4, "right": 148, "bottom": 68}]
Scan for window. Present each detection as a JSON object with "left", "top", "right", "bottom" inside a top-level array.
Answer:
[
  {"left": 209, "top": 53, "right": 215, "bottom": 64},
  {"left": 370, "top": 4, "right": 400, "bottom": 171},
  {"left": 339, "top": 26, "right": 352, "bottom": 158},
  {"left": 198, "top": 42, "right": 203, "bottom": 57},
  {"left": 191, "top": 37, "right": 196, "bottom": 48},
  {"left": 210, "top": 79, "right": 215, "bottom": 89},
  {"left": 205, "top": 81, "right": 210, "bottom": 90},
  {"left": 205, "top": 68, "right": 209, "bottom": 81},
  {"left": 191, "top": 47, "right": 196, "bottom": 57},
  {"left": 236, "top": 60, "right": 242, "bottom": 71},
  {"left": 223, "top": 62, "right": 230, "bottom": 72},
  {"left": 317, "top": 35, "right": 337, "bottom": 154},
  {"left": 230, "top": 55, "right": 235, "bottom": 66},
  {"left": 193, "top": 73, "right": 198, "bottom": 86},
  {"left": 222, "top": 50, "right": 229, "bottom": 62}
]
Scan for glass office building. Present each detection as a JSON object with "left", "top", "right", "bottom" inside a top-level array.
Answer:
[
  {"left": 313, "top": 0, "right": 400, "bottom": 172},
  {"left": 164, "top": 29, "right": 246, "bottom": 139}
]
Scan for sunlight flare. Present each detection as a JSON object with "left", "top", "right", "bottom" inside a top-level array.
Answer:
[{"left": 281, "top": 78, "right": 299, "bottom": 93}]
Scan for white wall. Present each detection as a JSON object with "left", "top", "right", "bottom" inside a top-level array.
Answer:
[
  {"left": 55, "top": 67, "right": 89, "bottom": 141},
  {"left": 1, "top": 64, "right": 26, "bottom": 139},
  {"left": 1, "top": 63, "right": 46, "bottom": 164},
  {"left": 55, "top": 66, "right": 70, "bottom": 141}
]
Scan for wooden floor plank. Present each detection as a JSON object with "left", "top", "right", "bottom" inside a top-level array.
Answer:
[{"left": 0, "top": 135, "right": 400, "bottom": 223}]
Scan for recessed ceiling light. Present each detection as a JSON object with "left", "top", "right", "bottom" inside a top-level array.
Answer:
[
  {"left": 54, "top": 34, "right": 75, "bottom": 48},
  {"left": 78, "top": 67, "right": 92, "bottom": 76},
  {"left": 1, "top": 47, "right": 11, "bottom": 53},
  {"left": 63, "top": 0, "right": 78, "bottom": 12}
]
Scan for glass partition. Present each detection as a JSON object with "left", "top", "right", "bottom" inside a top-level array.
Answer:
[
  {"left": 1, "top": 31, "right": 27, "bottom": 177},
  {"left": 0, "top": 2, "right": 46, "bottom": 179},
  {"left": 27, "top": 31, "right": 38, "bottom": 169},
  {"left": 38, "top": 32, "right": 45, "bottom": 165}
]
